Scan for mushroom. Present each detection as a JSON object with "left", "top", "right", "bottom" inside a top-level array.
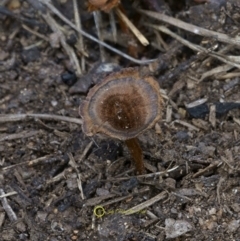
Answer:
[
  {"left": 79, "top": 67, "right": 163, "bottom": 174},
  {"left": 88, "top": 0, "right": 120, "bottom": 12}
]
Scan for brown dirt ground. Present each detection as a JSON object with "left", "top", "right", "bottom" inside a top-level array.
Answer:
[{"left": 0, "top": 0, "right": 240, "bottom": 240}]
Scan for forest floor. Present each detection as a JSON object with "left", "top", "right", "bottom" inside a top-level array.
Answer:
[{"left": 1, "top": 0, "right": 240, "bottom": 240}]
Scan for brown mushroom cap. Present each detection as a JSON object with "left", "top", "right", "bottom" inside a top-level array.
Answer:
[{"left": 79, "top": 68, "right": 163, "bottom": 140}]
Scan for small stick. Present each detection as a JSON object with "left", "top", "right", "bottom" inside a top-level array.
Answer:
[
  {"left": 124, "top": 191, "right": 167, "bottom": 215},
  {"left": 2, "top": 154, "right": 53, "bottom": 171},
  {"left": 78, "top": 141, "right": 93, "bottom": 163},
  {"left": 99, "top": 194, "right": 132, "bottom": 207},
  {"left": 209, "top": 104, "right": 216, "bottom": 128},
  {"left": 146, "top": 24, "right": 240, "bottom": 68},
  {"left": 171, "top": 192, "right": 192, "bottom": 201},
  {"left": 43, "top": 12, "right": 82, "bottom": 76},
  {"left": 107, "top": 165, "right": 179, "bottom": 181},
  {"left": 68, "top": 153, "right": 85, "bottom": 199},
  {"left": 0, "top": 191, "right": 17, "bottom": 199},
  {"left": 0, "top": 189, "right": 17, "bottom": 222},
  {"left": 72, "top": 0, "right": 86, "bottom": 71},
  {"left": 0, "top": 113, "right": 82, "bottom": 125},
  {"left": 46, "top": 167, "right": 73, "bottom": 185},
  {"left": 0, "top": 212, "right": 5, "bottom": 228},
  {"left": 23, "top": 40, "right": 45, "bottom": 50},
  {"left": 38, "top": 0, "right": 156, "bottom": 65},
  {"left": 172, "top": 119, "right": 200, "bottom": 131},
  {"left": 93, "top": 11, "right": 106, "bottom": 62},
  {"left": 115, "top": 7, "right": 149, "bottom": 46},
  {"left": 109, "top": 10, "right": 117, "bottom": 42},
  {"left": 139, "top": 9, "right": 240, "bottom": 47},
  {"left": 192, "top": 160, "right": 222, "bottom": 178},
  {"left": 0, "top": 130, "right": 39, "bottom": 142},
  {"left": 22, "top": 24, "right": 49, "bottom": 41},
  {"left": 217, "top": 176, "right": 225, "bottom": 205},
  {"left": 85, "top": 194, "right": 116, "bottom": 207}
]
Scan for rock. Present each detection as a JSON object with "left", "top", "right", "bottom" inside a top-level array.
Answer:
[{"left": 165, "top": 218, "right": 193, "bottom": 238}]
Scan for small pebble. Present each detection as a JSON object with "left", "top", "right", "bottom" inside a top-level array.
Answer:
[
  {"left": 51, "top": 100, "right": 58, "bottom": 107},
  {"left": 165, "top": 218, "right": 193, "bottom": 238},
  {"left": 228, "top": 220, "right": 240, "bottom": 233},
  {"left": 96, "top": 188, "right": 110, "bottom": 196}
]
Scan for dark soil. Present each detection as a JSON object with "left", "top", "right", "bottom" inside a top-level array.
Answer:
[{"left": 1, "top": 0, "right": 240, "bottom": 240}]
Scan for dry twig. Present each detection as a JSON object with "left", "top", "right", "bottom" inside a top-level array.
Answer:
[
  {"left": 42, "top": 12, "right": 82, "bottom": 76},
  {"left": 72, "top": 0, "right": 86, "bottom": 72},
  {"left": 109, "top": 10, "right": 117, "bottom": 42},
  {"left": 216, "top": 176, "right": 226, "bottom": 205},
  {"left": 46, "top": 167, "right": 73, "bottom": 185},
  {"left": 78, "top": 141, "right": 93, "bottom": 163},
  {"left": 140, "top": 9, "right": 240, "bottom": 47},
  {"left": 146, "top": 24, "right": 240, "bottom": 69},
  {"left": 115, "top": 7, "right": 149, "bottom": 46},
  {"left": 172, "top": 120, "right": 200, "bottom": 132},
  {"left": 193, "top": 160, "right": 222, "bottom": 178},
  {"left": 0, "top": 189, "right": 17, "bottom": 222},
  {"left": 22, "top": 24, "right": 49, "bottom": 41},
  {"left": 0, "top": 113, "right": 82, "bottom": 125},
  {"left": 93, "top": 11, "right": 106, "bottom": 62},
  {"left": 0, "top": 130, "right": 39, "bottom": 142},
  {"left": 107, "top": 166, "right": 179, "bottom": 181},
  {"left": 0, "top": 191, "right": 17, "bottom": 199},
  {"left": 68, "top": 153, "right": 85, "bottom": 200},
  {"left": 38, "top": 0, "right": 156, "bottom": 65},
  {"left": 2, "top": 154, "right": 55, "bottom": 171},
  {"left": 125, "top": 191, "right": 168, "bottom": 215}
]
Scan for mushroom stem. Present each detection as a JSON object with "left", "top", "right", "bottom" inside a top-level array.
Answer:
[{"left": 125, "top": 138, "right": 145, "bottom": 174}]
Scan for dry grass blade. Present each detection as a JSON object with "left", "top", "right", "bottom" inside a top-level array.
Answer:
[
  {"left": 42, "top": 12, "right": 82, "bottom": 76},
  {"left": 68, "top": 153, "right": 85, "bottom": 200},
  {"left": 72, "top": 0, "right": 86, "bottom": 71},
  {"left": 172, "top": 120, "right": 200, "bottom": 131},
  {"left": 2, "top": 154, "right": 54, "bottom": 171},
  {"left": 99, "top": 195, "right": 133, "bottom": 207},
  {"left": 200, "top": 64, "right": 233, "bottom": 82},
  {"left": 22, "top": 24, "right": 49, "bottom": 41},
  {"left": 78, "top": 141, "right": 93, "bottom": 163},
  {"left": 209, "top": 104, "right": 216, "bottom": 128},
  {"left": 0, "top": 191, "right": 17, "bottom": 199},
  {"left": 0, "top": 189, "right": 17, "bottom": 222},
  {"left": 146, "top": 24, "right": 240, "bottom": 69},
  {"left": 0, "top": 113, "right": 82, "bottom": 125},
  {"left": 46, "top": 167, "right": 73, "bottom": 185},
  {"left": 107, "top": 166, "right": 179, "bottom": 181},
  {"left": 109, "top": 10, "right": 117, "bottom": 42},
  {"left": 115, "top": 7, "right": 149, "bottom": 46},
  {"left": 93, "top": 11, "right": 106, "bottom": 62},
  {"left": 216, "top": 176, "right": 226, "bottom": 205},
  {"left": 139, "top": 9, "right": 240, "bottom": 47},
  {"left": 220, "top": 72, "right": 240, "bottom": 80},
  {"left": 0, "top": 130, "right": 39, "bottom": 142},
  {"left": 125, "top": 191, "right": 168, "bottom": 215},
  {"left": 85, "top": 194, "right": 117, "bottom": 206},
  {"left": 38, "top": 0, "right": 156, "bottom": 64},
  {"left": 192, "top": 160, "right": 222, "bottom": 178}
]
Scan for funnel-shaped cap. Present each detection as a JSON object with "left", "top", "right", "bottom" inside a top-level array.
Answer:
[{"left": 80, "top": 68, "right": 163, "bottom": 140}]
